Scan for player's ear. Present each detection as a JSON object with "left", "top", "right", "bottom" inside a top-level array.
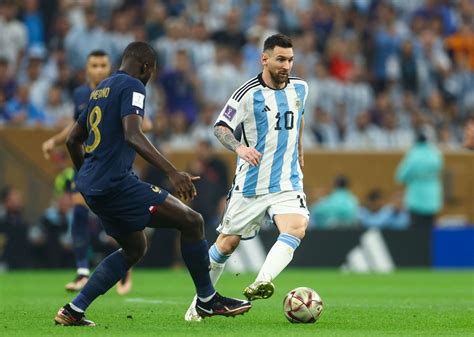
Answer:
[
  {"left": 141, "top": 63, "right": 148, "bottom": 74},
  {"left": 261, "top": 52, "right": 269, "bottom": 66}
]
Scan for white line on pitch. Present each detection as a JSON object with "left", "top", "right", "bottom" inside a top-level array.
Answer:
[{"left": 125, "top": 298, "right": 183, "bottom": 305}]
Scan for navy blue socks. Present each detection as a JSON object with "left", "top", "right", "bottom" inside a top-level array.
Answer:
[{"left": 71, "top": 250, "right": 129, "bottom": 311}]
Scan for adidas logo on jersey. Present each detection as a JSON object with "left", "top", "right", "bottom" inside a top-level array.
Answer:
[{"left": 263, "top": 105, "right": 271, "bottom": 112}]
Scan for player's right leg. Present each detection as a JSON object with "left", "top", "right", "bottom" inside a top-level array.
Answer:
[
  {"left": 184, "top": 233, "right": 241, "bottom": 321},
  {"left": 55, "top": 231, "right": 147, "bottom": 326},
  {"left": 65, "top": 193, "right": 90, "bottom": 292},
  {"left": 148, "top": 194, "right": 251, "bottom": 318},
  {"left": 184, "top": 191, "right": 268, "bottom": 321}
]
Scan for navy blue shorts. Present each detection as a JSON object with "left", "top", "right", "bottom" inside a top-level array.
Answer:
[{"left": 82, "top": 176, "right": 169, "bottom": 237}]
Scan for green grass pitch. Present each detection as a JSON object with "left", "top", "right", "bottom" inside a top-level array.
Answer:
[{"left": 0, "top": 269, "right": 472, "bottom": 336}]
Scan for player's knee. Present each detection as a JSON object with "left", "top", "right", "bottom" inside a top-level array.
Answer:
[
  {"left": 182, "top": 210, "right": 204, "bottom": 239},
  {"left": 124, "top": 242, "right": 147, "bottom": 265},
  {"left": 287, "top": 220, "right": 308, "bottom": 240},
  {"left": 216, "top": 235, "right": 240, "bottom": 255}
]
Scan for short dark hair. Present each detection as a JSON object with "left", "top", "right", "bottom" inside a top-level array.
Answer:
[
  {"left": 122, "top": 41, "right": 157, "bottom": 66},
  {"left": 88, "top": 50, "right": 108, "bottom": 58},
  {"left": 263, "top": 33, "right": 293, "bottom": 52},
  {"left": 334, "top": 175, "right": 349, "bottom": 189}
]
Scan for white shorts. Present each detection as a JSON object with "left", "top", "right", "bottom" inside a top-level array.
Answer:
[{"left": 217, "top": 190, "right": 309, "bottom": 239}]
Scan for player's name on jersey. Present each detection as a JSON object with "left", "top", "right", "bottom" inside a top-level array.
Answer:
[{"left": 90, "top": 87, "right": 110, "bottom": 100}]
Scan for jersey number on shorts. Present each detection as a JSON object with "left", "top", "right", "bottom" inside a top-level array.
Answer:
[
  {"left": 85, "top": 106, "right": 102, "bottom": 153},
  {"left": 275, "top": 111, "right": 294, "bottom": 130}
]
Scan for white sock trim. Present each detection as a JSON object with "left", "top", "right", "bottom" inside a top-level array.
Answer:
[
  {"left": 69, "top": 302, "right": 84, "bottom": 313},
  {"left": 77, "top": 268, "right": 90, "bottom": 276},
  {"left": 198, "top": 291, "right": 216, "bottom": 303}
]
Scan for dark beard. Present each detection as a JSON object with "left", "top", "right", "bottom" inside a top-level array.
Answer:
[{"left": 270, "top": 71, "right": 288, "bottom": 87}]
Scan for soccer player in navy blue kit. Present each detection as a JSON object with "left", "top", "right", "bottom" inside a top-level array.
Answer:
[{"left": 54, "top": 42, "right": 251, "bottom": 326}]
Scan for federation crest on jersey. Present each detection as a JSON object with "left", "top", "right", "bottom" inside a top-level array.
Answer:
[
  {"left": 223, "top": 105, "right": 237, "bottom": 121},
  {"left": 295, "top": 99, "right": 301, "bottom": 109}
]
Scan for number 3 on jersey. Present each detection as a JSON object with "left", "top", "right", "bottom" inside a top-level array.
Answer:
[{"left": 84, "top": 106, "right": 102, "bottom": 153}]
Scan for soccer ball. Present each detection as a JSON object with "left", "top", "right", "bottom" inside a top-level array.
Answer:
[{"left": 283, "top": 287, "right": 323, "bottom": 323}]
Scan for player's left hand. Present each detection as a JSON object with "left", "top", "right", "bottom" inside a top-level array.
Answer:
[
  {"left": 42, "top": 138, "right": 55, "bottom": 160},
  {"left": 298, "top": 153, "right": 304, "bottom": 168},
  {"left": 169, "top": 171, "right": 200, "bottom": 201}
]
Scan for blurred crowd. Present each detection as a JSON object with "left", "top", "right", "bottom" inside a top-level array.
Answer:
[{"left": 0, "top": 0, "right": 472, "bottom": 150}]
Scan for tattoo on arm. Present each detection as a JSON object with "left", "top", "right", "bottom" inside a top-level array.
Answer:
[{"left": 214, "top": 125, "right": 241, "bottom": 152}]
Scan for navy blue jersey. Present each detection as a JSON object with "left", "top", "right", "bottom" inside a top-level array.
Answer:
[
  {"left": 73, "top": 84, "right": 93, "bottom": 121},
  {"left": 76, "top": 70, "right": 146, "bottom": 195}
]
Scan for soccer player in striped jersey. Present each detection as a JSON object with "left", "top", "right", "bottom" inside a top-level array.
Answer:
[{"left": 185, "top": 33, "right": 309, "bottom": 321}]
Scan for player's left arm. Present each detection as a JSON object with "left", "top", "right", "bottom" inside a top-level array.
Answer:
[
  {"left": 66, "top": 122, "right": 88, "bottom": 170},
  {"left": 298, "top": 116, "right": 305, "bottom": 168}
]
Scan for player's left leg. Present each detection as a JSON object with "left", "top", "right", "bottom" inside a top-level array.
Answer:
[
  {"left": 244, "top": 213, "right": 307, "bottom": 300},
  {"left": 244, "top": 191, "right": 309, "bottom": 301},
  {"left": 55, "top": 231, "right": 147, "bottom": 326}
]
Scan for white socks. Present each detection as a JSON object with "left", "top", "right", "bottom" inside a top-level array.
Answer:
[
  {"left": 77, "top": 268, "right": 90, "bottom": 276},
  {"left": 208, "top": 244, "right": 230, "bottom": 286},
  {"left": 256, "top": 233, "right": 301, "bottom": 282}
]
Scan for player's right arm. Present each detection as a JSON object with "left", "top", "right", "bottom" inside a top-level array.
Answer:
[
  {"left": 214, "top": 125, "right": 261, "bottom": 166},
  {"left": 42, "top": 122, "right": 74, "bottom": 160},
  {"left": 122, "top": 114, "right": 198, "bottom": 201}
]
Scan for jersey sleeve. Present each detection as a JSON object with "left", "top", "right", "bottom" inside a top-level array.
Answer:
[
  {"left": 120, "top": 79, "right": 146, "bottom": 118},
  {"left": 214, "top": 94, "right": 247, "bottom": 132}
]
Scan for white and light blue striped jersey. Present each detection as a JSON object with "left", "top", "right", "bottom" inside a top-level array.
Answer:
[{"left": 215, "top": 73, "right": 308, "bottom": 197}]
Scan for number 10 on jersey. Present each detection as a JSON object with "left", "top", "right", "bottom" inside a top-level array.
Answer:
[{"left": 275, "top": 111, "right": 294, "bottom": 130}]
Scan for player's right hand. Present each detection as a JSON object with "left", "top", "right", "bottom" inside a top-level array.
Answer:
[
  {"left": 236, "top": 145, "right": 262, "bottom": 166},
  {"left": 42, "top": 138, "right": 55, "bottom": 160},
  {"left": 168, "top": 171, "right": 200, "bottom": 201}
]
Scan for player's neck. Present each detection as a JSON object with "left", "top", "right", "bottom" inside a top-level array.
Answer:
[{"left": 261, "top": 71, "right": 286, "bottom": 90}]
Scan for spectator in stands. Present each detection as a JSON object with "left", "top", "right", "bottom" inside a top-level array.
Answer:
[
  {"left": 358, "top": 189, "right": 394, "bottom": 229},
  {"left": 378, "top": 111, "right": 413, "bottom": 149},
  {"left": 32, "top": 192, "right": 73, "bottom": 268},
  {"left": 0, "top": 57, "right": 16, "bottom": 101},
  {"left": 21, "top": 0, "right": 45, "bottom": 49},
  {"left": 0, "top": 186, "right": 31, "bottom": 268},
  {"left": 445, "top": 20, "right": 474, "bottom": 72},
  {"left": 153, "top": 17, "right": 190, "bottom": 70},
  {"left": 4, "top": 85, "right": 44, "bottom": 126},
  {"left": 199, "top": 45, "right": 242, "bottom": 107},
  {"left": 310, "top": 175, "right": 359, "bottom": 229},
  {"left": 64, "top": 6, "right": 116, "bottom": 70},
  {"left": 385, "top": 190, "right": 410, "bottom": 230},
  {"left": 191, "top": 103, "right": 221, "bottom": 148},
  {"left": 310, "top": 106, "right": 339, "bottom": 149},
  {"left": 43, "top": 83, "right": 73, "bottom": 127},
  {"left": 189, "top": 20, "right": 215, "bottom": 69},
  {"left": 18, "top": 51, "right": 51, "bottom": 110},
  {"left": 344, "top": 111, "right": 383, "bottom": 150},
  {"left": 211, "top": 8, "right": 246, "bottom": 50},
  {"left": 158, "top": 49, "right": 199, "bottom": 124},
  {"left": 0, "top": 0, "right": 27, "bottom": 74},
  {"left": 396, "top": 132, "right": 443, "bottom": 229},
  {"left": 167, "top": 111, "right": 194, "bottom": 150}
]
